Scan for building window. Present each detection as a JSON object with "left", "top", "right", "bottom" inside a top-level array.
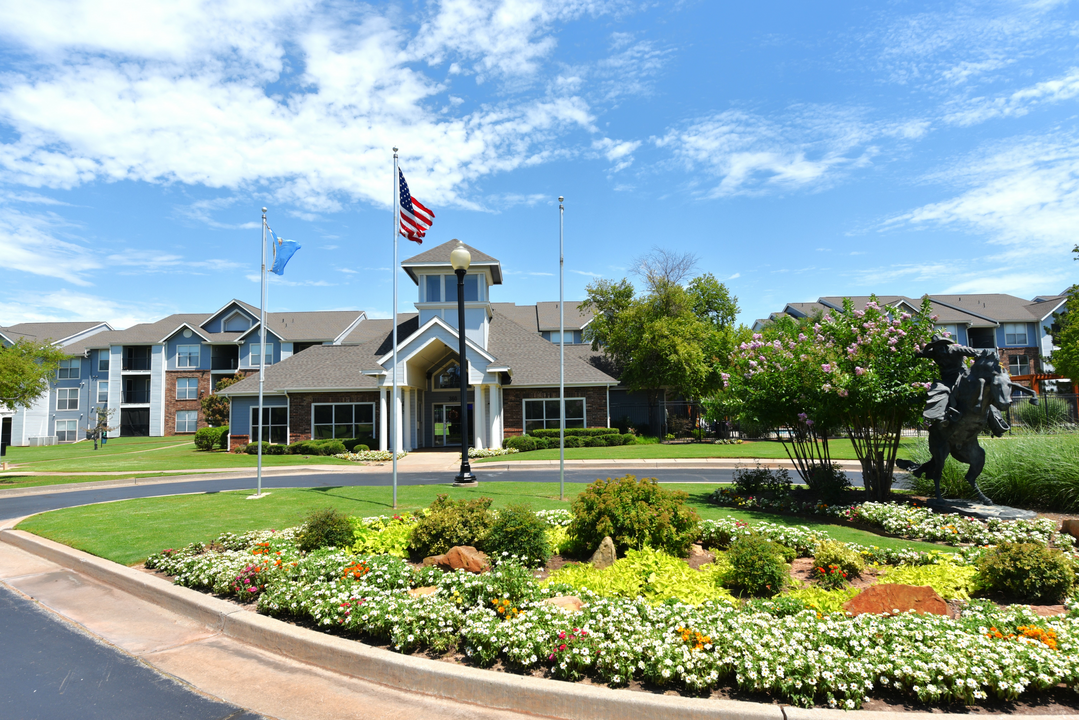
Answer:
[
  {"left": 97, "top": 381, "right": 109, "bottom": 404},
  {"left": 1009, "top": 355, "right": 1030, "bottom": 376},
  {"left": 123, "top": 346, "right": 151, "bottom": 371},
  {"left": 176, "top": 410, "right": 198, "bottom": 433},
  {"left": 1004, "top": 323, "right": 1028, "bottom": 346},
  {"left": 312, "top": 403, "right": 375, "bottom": 440},
  {"left": 549, "top": 331, "right": 575, "bottom": 345},
  {"left": 98, "top": 355, "right": 110, "bottom": 372},
  {"left": 250, "top": 406, "right": 288, "bottom": 444},
  {"left": 176, "top": 377, "right": 199, "bottom": 400},
  {"left": 56, "top": 388, "right": 79, "bottom": 410},
  {"left": 57, "top": 358, "right": 81, "bottom": 379},
  {"left": 55, "top": 419, "right": 78, "bottom": 442},
  {"left": 444, "top": 274, "right": 479, "bottom": 302},
  {"left": 436, "top": 362, "right": 462, "bottom": 390},
  {"left": 523, "top": 397, "right": 586, "bottom": 434},
  {"left": 177, "top": 344, "right": 200, "bottom": 368},
  {"left": 251, "top": 342, "right": 274, "bottom": 366},
  {"left": 425, "top": 274, "right": 441, "bottom": 302}
]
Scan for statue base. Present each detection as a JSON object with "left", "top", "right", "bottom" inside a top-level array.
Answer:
[{"left": 925, "top": 498, "right": 1037, "bottom": 521}]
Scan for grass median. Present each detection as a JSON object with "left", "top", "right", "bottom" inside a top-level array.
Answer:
[{"left": 17, "top": 481, "right": 954, "bottom": 565}]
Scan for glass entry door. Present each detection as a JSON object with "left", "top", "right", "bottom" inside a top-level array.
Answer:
[{"left": 433, "top": 403, "right": 473, "bottom": 447}]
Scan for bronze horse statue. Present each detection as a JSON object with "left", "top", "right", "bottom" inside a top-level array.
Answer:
[{"left": 896, "top": 337, "right": 1037, "bottom": 504}]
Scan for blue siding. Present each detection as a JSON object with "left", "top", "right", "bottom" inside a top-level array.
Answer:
[
  {"left": 166, "top": 335, "right": 207, "bottom": 370},
  {"left": 229, "top": 395, "right": 289, "bottom": 435},
  {"left": 241, "top": 332, "right": 283, "bottom": 369}
]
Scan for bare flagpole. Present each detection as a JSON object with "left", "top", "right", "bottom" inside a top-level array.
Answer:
[
  {"left": 255, "top": 207, "right": 268, "bottom": 498},
  {"left": 559, "top": 196, "right": 565, "bottom": 502},
  {"left": 392, "top": 148, "right": 399, "bottom": 509}
]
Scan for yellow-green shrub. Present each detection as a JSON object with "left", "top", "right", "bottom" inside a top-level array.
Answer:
[{"left": 878, "top": 560, "right": 979, "bottom": 600}]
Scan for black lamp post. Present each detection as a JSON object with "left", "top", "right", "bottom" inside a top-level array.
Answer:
[{"left": 450, "top": 240, "right": 477, "bottom": 487}]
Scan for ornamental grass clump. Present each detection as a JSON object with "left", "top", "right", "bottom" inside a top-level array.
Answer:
[
  {"left": 723, "top": 532, "right": 790, "bottom": 597},
  {"left": 297, "top": 507, "right": 356, "bottom": 552},
  {"left": 407, "top": 494, "right": 494, "bottom": 558},
  {"left": 485, "top": 502, "right": 551, "bottom": 567},
  {"left": 975, "top": 542, "right": 1076, "bottom": 604},
  {"left": 567, "top": 475, "right": 700, "bottom": 557}
]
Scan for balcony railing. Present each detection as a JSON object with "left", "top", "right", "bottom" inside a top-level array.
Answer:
[
  {"left": 121, "top": 391, "right": 151, "bottom": 404},
  {"left": 211, "top": 357, "right": 239, "bottom": 370},
  {"left": 122, "top": 359, "right": 151, "bottom": 371}
]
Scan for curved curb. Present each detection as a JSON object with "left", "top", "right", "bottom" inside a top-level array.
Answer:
[{"left": 1, "top": 529, "right": 1072, "bottom": 720}]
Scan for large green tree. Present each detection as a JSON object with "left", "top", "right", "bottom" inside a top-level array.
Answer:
[
  {"left": 1047, "top": 246, "right": 1079, "bottom": 391},
  {"left": 580, "top": 251, "right": 739, "bottom": 435},
  {"left": 0, "top": 339, "right": 67, "bottom": 409}
]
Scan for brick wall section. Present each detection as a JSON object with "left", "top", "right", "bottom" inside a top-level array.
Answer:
[
  {"left": 502, "top": 386, "right": 609, "bottom": 437},
  {"left": 229, "top": 433, "right": 249, "bottom": 451},
  {"left": 998, "top": 347, "right": 1041, "bottom": 388},
  {"left": 165, "top": 370, "right": 256, "bottom": 435},
  {"left": 288, "top": 391, "right": 382, "bottom": 443}
]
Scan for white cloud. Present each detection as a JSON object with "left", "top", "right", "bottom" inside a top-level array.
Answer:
[
  {"left": 940, "top": 270, "right": 1069, "bottom": 296},
  {"left": 0, "top": 204, "right": 98, "bottom": 285},
  {"left": 945, "top": 67, "right": 1079, "bottom": 125},
  {"left": 177, "top": 197, "right": 260, "bottom": 230},
  {"left": 728, "top": 272, "right": 740, "bottom": 280},
  {"left": 593, "top": 137, "right": 641, "bottom": 172},
  {"left": 106, "top": 253, "right": 245, "bottom": 273},
  {"left": 887, "top": 135, "right": 1079, "bottom": 259},
  {"left": 0, "top": 1, "right": 598, "bottom": 212},
  {"left": 571, "top": 269, "right": 602, "bottom": 277},
  {"left": 655, "top": 107, "right": 878, "bottom": 198},
  {"left": 0, "top": 289, "right": 163, "bottom": 328}
]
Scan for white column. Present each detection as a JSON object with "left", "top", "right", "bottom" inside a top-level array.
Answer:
[
  {"left": 491, "top": 385, "right": 502, "bottom": 449},
  {"left": 402, "top": 387, "right": 412, "bottom": 452},
  {"left": 379, "top": 388, "right": 388, "bottom": 451},
  {"left": 474, "top": 384, "right": 485, "bottom": 450},
  {"left": 395, "top": 387, "right": 404, "bottom": 453}
]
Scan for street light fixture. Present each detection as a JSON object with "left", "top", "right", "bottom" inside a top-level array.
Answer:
[{"left": 450, "top": 240, "right": 477, "bottom": 487}]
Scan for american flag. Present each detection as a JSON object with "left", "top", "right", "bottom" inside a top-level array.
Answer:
[{"left": 398, "top": 169, "right": 434, "bottom": 243}]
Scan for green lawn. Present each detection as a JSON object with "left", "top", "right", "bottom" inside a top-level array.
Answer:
[
  {"left": 475, "top": 437, "right": 919, "bottom": 462},
  {"left": 18, "top": 481, "right": 954, "bottom": 565},
  {"left": 4, "top": 436, "right": 353, "bottom": 473}
]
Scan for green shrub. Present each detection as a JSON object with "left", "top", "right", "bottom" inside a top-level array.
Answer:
[
  {"left": 485, "top": 503, "right": 551, "bottom": 566},
  {"left": 530, "top": 428, "right": 622, "bottom": 438},
  {"left": 1014, "top": 396, "right": 1072, "bottom": 430},
  {"left": 723, "top": 533, "right": 789, "bottom": 597},
  {"left": 297, "top": 507, "right": 356, "bottom": 552},
  {"left": 733, "top": 464, "right": 792, "bottom": 498},
  {"left": 564, "top": 435, "right": 584, "bottom": 448},
  {"left": 194, "top": 426, "right": 228, "bottom": 451},
  {"left": 350, "top": 515, "right": 415, "bottom": 557},
  {"left": 742, "top": 595, "right": 808, "bottom": 617},
  {"left": 606, "top": 433, "right": 625, "bottom": 446},
  {"left": 905, "top": 433, "right": 1079, "bottom": 510},
  {"left": 244, "top": 442, "right": 286, "bottom": 455},
  {"left": 811, "top": 540, "right": 865, "bottom": 578},
  {"left": 567, "top": 475, "right": 700, "bottom": 557},
  {"left": 408, "top": 495, "right": 495, "bottom": 558},
  {"left": 880, "top": 560, "right": 979, "bottom": 600},
  {"left": 584, "top": 436, "right": 606, "bottom": 448},
  {"left": 340, "top": 437, "right": 373, "bottom": 452},
  {"left": 806, "top": 463, "right": 851, "bottom": 501},
  {"left": 786, "top": 586, "right": 860, "bottom": 614},
  {"left": 621, "top": 433, "right": 637, "bottom": 445},
  {"left": 287, "top": 439, "right": 346, "bottom": 456},
  {"left": 975, "top": 542, "right": 1076, "bottom": 603},
  {"left": 504, "top": 435, "right": 536, "bottom": 452}
]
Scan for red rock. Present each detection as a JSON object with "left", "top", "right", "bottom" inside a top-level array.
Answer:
[
  {"left": 407, "top": 586, "right": 439, "bottom": 598},
  {"left": 1061, "top": 518, "right": 1079, "bottom": 540},
  {"left": 422, "top": 546, "right": 489, "bottom": 573},
  {"left": 543, "top": 596, "right": 584, "bottom": 612},
  {"left": 842, "top": 584, "right": 949, "bottom": 617}
]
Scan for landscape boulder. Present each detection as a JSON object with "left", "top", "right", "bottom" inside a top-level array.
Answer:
[
  {"left": 1061, "top": 518, "right": 1079, "bottom": 541},
  {"left": 543, "top": 596, "right": 585, "bottom": 613},
  {"left": 422, "top": 546, "right": 489, "bottom": 573},
  {"left": 688, "top": 543, "right": 715, "bottom": 569},
  {"left": 843, "top": 584, "right": 949, "bottom": 617},
  {"left": 589, "top": 536, "right": 616, "bottom": 569},
  {"left": 407, "top": 586, "right": 439, "bottom": 598}
]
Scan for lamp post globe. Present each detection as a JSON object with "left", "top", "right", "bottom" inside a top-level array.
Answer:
[{"left": 451, "top": 240, "right": 477, "bottom": 487}]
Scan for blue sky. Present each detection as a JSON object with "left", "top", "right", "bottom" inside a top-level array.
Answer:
[{"left": 0, "top": 0, "right": 1077, "bottom": 329}]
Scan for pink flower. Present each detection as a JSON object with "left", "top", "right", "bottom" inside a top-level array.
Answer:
[
  {"left": 838, "top": 388, "right": 849, "bottom": 397},
  {"left": 855, "top": 366, "right": 866, "bottom": 376},
  {"left": 821, "top": 363, "right": 833, "bottom": 373}
]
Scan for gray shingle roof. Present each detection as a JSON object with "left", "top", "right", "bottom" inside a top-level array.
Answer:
[
  {"left": 535, "top": 301, "right": 594, "bottom": 332},
  {"left": 222, "top": 344, "right": 382, "bottom": 395},
  {"left": 491, "top": 303, "right": 539, "bottom": 331},
  {"left": 0, "top": 321, "right": 108, "bottom": 346},
  {"left": 400, "top": 239, "right": 503, "bottom": 284},
  {"left": 930, "top": 294, "right": 1042, "bottom": 324},
  {"left": 64, "top": 314, "right": 209, "bottom": 355},
  {"left": 487, "top": 310, "right": 617, "bottom": 386}
]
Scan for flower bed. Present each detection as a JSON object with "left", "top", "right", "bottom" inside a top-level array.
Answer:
[
  {"left": 335, "top": 450, "right": 407, "bottom": 462},
  {"left": 145, "top": 515, "right": 1079, "bottom": 710},
  {"left": 468, "top": 446, "right": 520, "bottom": 458},
  {"left": 709, "top": 488, "right": 1073, "bottom": 549}
]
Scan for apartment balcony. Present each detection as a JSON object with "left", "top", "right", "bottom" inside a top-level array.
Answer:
[{"left": 121, "top": 391, "right": 151, "bottom": 404}]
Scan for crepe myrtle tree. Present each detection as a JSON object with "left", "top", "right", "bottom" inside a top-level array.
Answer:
[
  {"left": 0, "top": 338, "right": 66, "bottom": 409},
  {"left": 727, "top": 297, "right": 937, "bottom": 500}
]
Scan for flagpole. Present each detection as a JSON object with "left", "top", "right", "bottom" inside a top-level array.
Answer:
[
  {"left": 255, "top": 207, "right": 268, "bottom": 498},
  {"left": 559, "top": 196, "right": 565, "bottom": 502},
  {"left": 392, "top": 148, "right": 399, "bottom": 509}
]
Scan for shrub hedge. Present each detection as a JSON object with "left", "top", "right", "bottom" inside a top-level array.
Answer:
[
  {"left": 724, "top": 532, "right": 790, "bottom": 597},
  {"left": 244, "top": 442, "right": 287, "bottom": 455},
  {"left": 975, "top": 541, "right": 1076, "bottom": 603},
  {"left": 194, "top": 426, "right": 229, "bottom": 451},
  {"left": 408, "top": 495, "right": 495, "bottom": 558},
  {"left": 530, "top": 428, "right": 622, "bottom": 438},
  {"left": 287, "top": 439, "right": 347, "bottom": 456},
  {"left": 485, "top": 503, "right": 551, "bottom": 566},
  {"left": 297, "top": 507, "right": 356, "bottom": 552}
]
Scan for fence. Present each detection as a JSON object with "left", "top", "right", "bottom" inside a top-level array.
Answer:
[{"left": 609, "top": 394, "right": 1079, "bottom": 441}]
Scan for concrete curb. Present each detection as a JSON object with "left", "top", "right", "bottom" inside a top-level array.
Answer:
[{"left": 1, "top": 528, "right": 1067, "bottom": 720}]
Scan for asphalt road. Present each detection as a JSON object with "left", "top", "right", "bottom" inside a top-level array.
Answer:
[
  {"left": 0, "top": 467, "right": 864, "bottom": 521},
  {"left": 0, "top": 584, "right": 264, "bottom": 720}
]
